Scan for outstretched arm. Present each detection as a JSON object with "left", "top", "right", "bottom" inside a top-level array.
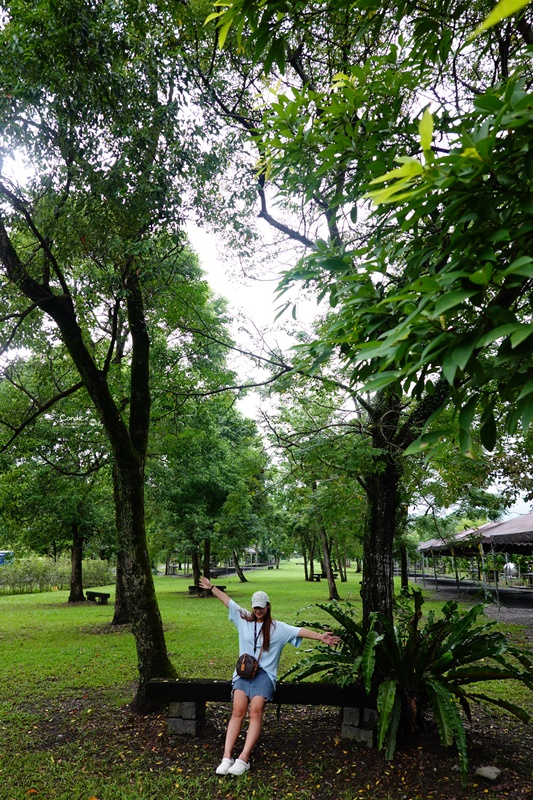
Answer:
[
  {"left": 199, "top": 576, "right": 231, "bottom": 608},
  {"left": 298, "top": 628, "right": 340, "bottom": 647}
]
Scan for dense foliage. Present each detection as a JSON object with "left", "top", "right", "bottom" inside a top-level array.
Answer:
[{"left": 286, "top": 589, "right": 533, "bottom": 780}]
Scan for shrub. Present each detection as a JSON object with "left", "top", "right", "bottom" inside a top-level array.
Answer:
[
  {"left": 285, "top": 588, "right": 533, "bottom": 781},
  {"left": 0, "top": 557, "right": 114, "bottom": 594},
  {"left": 82, "top": 559, "right": 115, "bottom": 589}
]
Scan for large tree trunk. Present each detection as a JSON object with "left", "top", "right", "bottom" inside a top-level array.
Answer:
[
  {"left": 113, "top": 458, "right": 175, "bottom": 706},
  {"left": 359, "top": 393, "right": 405, "bottom": 631},
  {"left": 68, "top": 521, "right": 85, "bottom": 602},
  {"left": 359, "top": 384, "right": 449, "bottom": 630},
  {"left": 112, "top": 532, "right": 131, "bottom": 625},
  {"left": 360, "top": 458, "right": 400, "bottom": 630}
]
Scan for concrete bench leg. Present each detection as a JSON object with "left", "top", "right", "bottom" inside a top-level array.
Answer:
[
  {"left": 341, "top": 706, "right": 377, "bottom": 747},
  {"left": 168, "top": 701, "right": 206, "bottom": 735}
]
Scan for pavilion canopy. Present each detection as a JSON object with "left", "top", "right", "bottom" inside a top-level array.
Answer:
[{"left": 418, "top": 513, "right": 533, "bottom": 556}]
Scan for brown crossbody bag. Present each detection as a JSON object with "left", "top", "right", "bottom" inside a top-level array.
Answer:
[{"left": 235, "top": 621, "right": 263, "bottom": 679}]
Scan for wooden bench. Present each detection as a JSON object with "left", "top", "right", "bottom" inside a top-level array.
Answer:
[
  {"left": 85, "top": 591, "right": 110, "bottom": 605},
  {"left": 188, "top": 585, "right": 226, "bottom": 596},
  {"left": 311, "top": 575, "right": 321, "bottom": 582},
  {"left": 146, "top": 678, "right": 376, "bottom": 747}
]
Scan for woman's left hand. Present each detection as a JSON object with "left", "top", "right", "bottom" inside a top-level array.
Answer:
[{"left": 321, "top": 632, "right": 341, "bottom": 646}]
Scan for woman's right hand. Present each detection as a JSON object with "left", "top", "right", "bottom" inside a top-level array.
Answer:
[{"left": 199, "top": 577, "right": 231, "bottom": 608}]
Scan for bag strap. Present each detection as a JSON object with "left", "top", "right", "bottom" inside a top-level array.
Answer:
[{"left": 254, "top": 620, "right": 264, "bottom": 664}]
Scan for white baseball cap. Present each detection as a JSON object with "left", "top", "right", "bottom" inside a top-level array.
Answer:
[{"left": 251, "top": 591, "right": 270, "bottom": 608}]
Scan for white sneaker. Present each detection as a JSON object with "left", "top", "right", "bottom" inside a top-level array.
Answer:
[
  {"left": 215, "top": 757, "right": 235, "bottom": 775},
  {"left": 228, "top": 758, "right": 250, "bottom": 776}
]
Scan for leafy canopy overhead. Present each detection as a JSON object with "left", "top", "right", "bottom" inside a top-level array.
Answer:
[{"left": 205, "top": 0, "right": 533, "bottom": 456}]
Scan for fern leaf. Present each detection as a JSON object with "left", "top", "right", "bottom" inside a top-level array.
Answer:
[
  {"left": 376, "top": 679, "right": 398, "bottom": 751},
  {"left": 383, "top": 691, "right": 402, "bottom": 761}
]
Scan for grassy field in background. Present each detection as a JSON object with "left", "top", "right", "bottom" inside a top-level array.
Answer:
[
  {"left": 1, "top": 561, "right": 531, "bottom": 800},
  {"left": 0, "top": 561, "right": 364, "bottom": 701}
]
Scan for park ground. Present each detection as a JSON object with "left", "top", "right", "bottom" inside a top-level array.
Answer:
[{"left": 1, "top": 564, "right": 532, "bottom": 800}]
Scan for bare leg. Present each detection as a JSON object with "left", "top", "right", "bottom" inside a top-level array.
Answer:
[
  {"left": 223, "top": 690, "right": 249, "bottom": 759},
  {"left": 237, "top": 695, "right": 266, "bottom": 764}
]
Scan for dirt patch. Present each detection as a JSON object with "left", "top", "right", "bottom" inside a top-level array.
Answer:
[{"left": 25, "top": 681, "right": 533, "bottom": 799}]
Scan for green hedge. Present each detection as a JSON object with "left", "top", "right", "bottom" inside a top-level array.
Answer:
[{"left": 0, "top": 557, "right": 114, "bottom": 595}]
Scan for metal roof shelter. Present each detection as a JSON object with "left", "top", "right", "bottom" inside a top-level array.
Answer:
[
  {"left": 416, "top": 514, "right": 533, "bottom": 606},
  {"left": 418, "top": 513, "right": 533, "bottom": 557}
]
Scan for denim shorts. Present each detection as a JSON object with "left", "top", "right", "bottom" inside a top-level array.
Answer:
[{"left": 232, "top": 666, "right": 275, "bottom": 701}]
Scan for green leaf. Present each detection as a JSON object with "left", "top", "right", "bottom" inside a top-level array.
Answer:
[
  {"left": 473, "top": 93, "right": 506, "bottom": 113},
  {"left": 459, "top": 426, "right": 473, "bottom": 458},
  {"left": 403, "top": 430, "right": 450, "bottom": 455},
  {"left": 419, "top": 108, "right": 433, "bottom": 152},
  {"left": 469, "top": 264, "right": 493, "bottom": 285},
  {"left": 502, "top": 255, "right": 533, "bottom": 278},
  {"left": 472, "top": 0, "right": 532, "bottom": 37},
  {"left": 382, "top": 692, "right": 402, "bottom": 761},
  {"left": 434, "top": 290, "right": 473, "bottom": 316},
  {"left": 442, "top": 348, "right": 459, "bottom": 384},
  {"left": 365, "top": 177, "right": 417, "bottom": 205},
  {"left": 458, "top": 395, "right": 479, "bottom": 431},
  {"left": 517, "top": 379, "right": 533, "bottom": 401},
  {"left": 376, "top": 679, "right": 398, "bottom": 750},
  {"left": 361, "top": 629, "right": 381, "bottom": 694},
  {"left": 362, "top": 370, "right": 403, "bottom": 392},
  {"left": 218, "top": 18, "right": 234, "bottom": 49},
  {"left": 466, "top": 692, "right": 531, "bottom": 723},
  {"left": 450, "top": 333, "right": 479, "bottom": 370},
  {"left": 368, "top": 158, "right": 424, "bottom": 186},
  {"left": 478, "top": 323, "right": 526, "bottom": 347},
  {"left": 510, "top": 324, "right": 533, "bottom": 348},
  {"left": 425, "top": 678, "right": 457, "bottom": 748}
]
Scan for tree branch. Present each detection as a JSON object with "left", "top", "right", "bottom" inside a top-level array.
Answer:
[
  {"left": 0, "top": 182, "right": 71, "bottom": 298},
  {"left": 0, "top": 380, "right": 84, "bottom": 453}
]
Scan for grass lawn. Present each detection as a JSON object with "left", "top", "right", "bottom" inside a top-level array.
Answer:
[{"left": 0, "top": 561, "right": 532, "bottom": 800}]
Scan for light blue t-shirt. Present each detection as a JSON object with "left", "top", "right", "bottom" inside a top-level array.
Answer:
[{"left": 228, "top": 599, "right": 302, "bottom": 687}]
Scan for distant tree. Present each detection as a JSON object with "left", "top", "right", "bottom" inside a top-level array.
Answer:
[
  {"left": 149, "top": 393, "right": 271, "bottom": 584},
  {"left": 0, "top": 352, "right": 115, "bottom": 600}
]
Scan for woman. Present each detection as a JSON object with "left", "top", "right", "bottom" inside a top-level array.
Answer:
[{"left": 199, "top": 576, "right": 340, "bottom": 776}]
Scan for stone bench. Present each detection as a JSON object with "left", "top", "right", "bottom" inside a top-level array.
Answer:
[
  {"left": 85, "top": 591, "right": 110, "bottom": 605},
  {"left": 146, "top": 678, "right": 377, "bottom": 747}
]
